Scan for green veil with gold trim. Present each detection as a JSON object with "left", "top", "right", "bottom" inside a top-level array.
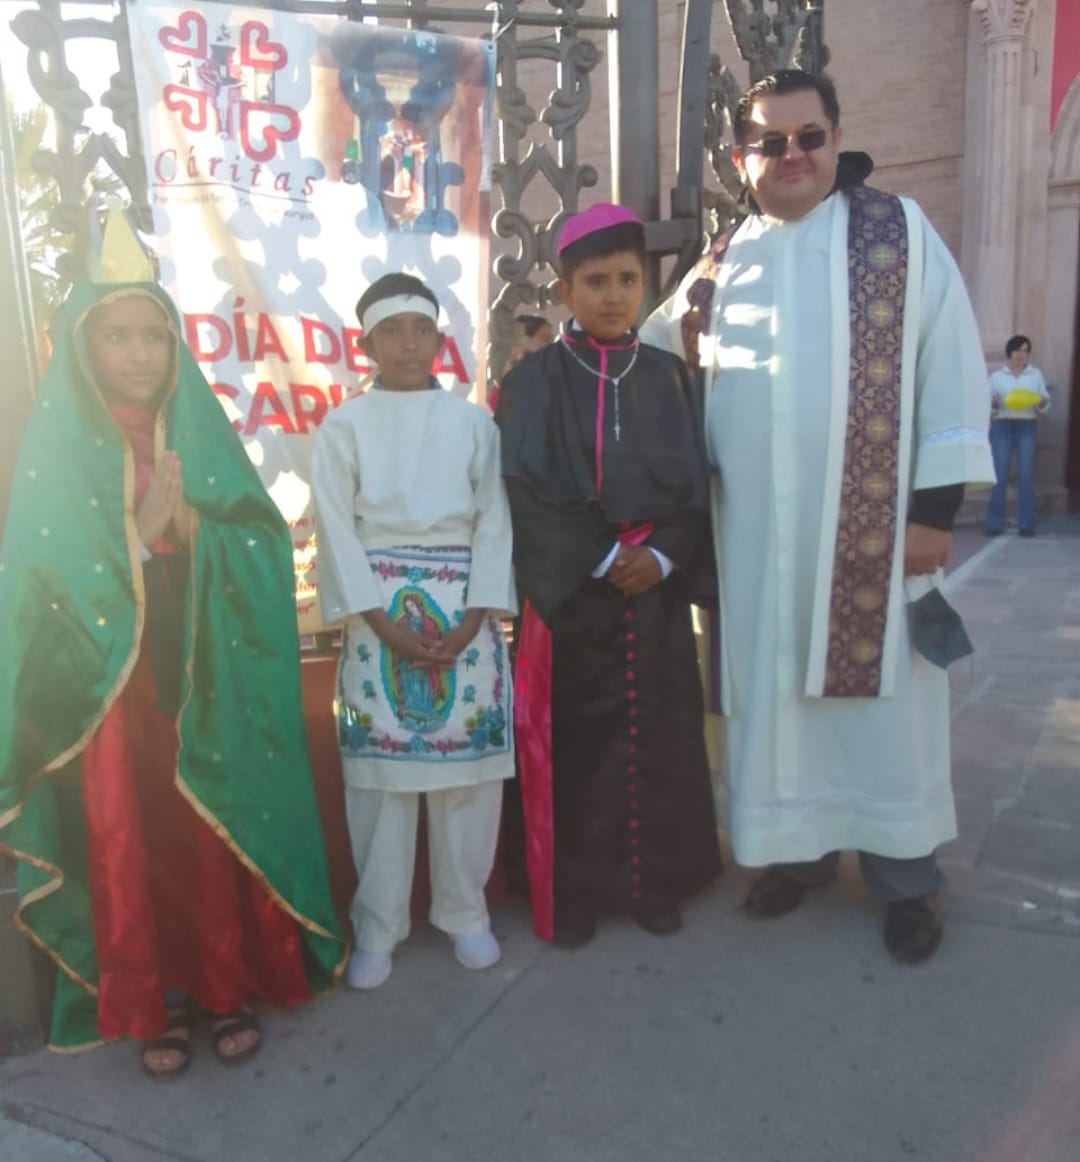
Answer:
[{"left": 0, "top": 281, "right": 346, "bottom": 1049}]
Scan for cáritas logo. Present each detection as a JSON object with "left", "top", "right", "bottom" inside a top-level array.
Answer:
[{"left": 153, "top": 9, "right": 317, "bottom": 201}]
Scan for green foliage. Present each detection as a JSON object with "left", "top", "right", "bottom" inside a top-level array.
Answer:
[
  {"left": 10, "top": 104, "right": 127, "bottom": 324},
  {"left": 10, "top": 105, "right": 70, "bottom": 318}
]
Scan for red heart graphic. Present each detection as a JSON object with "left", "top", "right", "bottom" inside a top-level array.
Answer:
[
  {"left": 239, "top": 22, "right": 288, "bottom": 71},
  {"left": 163, "top": 86, "right": 209, "bottom": 133},
  {"left": 239, "top": 101, "right": 301, "bottom": 163},
  {"left": 158, "top": 10, "right": 207, "bottom": 59}
]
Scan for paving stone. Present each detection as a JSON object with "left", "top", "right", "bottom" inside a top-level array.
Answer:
[
  {"left": 0, "top": 1117, "right": 105, "bottom": 1162},
  {"left": 1015, "top": 769, "right": 1080, "bottom": 820},
  {"left": 950, "top": 758, "right": 1024, "bottom": 805},
  {"left": 944, "top": 518, "right": 1080, "bottom": 909},
  {"left": 978, "top": 812, "right": 1080, "bottom": 887}
]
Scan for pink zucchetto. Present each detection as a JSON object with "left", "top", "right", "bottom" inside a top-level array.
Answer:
[{"left": 556, "top": 203, "right": 644, "bottom": 256}]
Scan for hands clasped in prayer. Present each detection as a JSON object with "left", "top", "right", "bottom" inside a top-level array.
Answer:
[
  {"left": 136, "top": 449, "right": 193, "bottom": 550},
  {"left": 365, "top": 607, "right": 485, "bottom": 669}
]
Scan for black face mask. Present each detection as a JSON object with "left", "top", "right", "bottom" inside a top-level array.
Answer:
[{"left": 907, "top": 587, "right": 973, "bottom": 670}]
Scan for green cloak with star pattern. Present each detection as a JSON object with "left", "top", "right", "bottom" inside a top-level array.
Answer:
[{"left": 0, "top": 281, "right": 346, "bottom": 1049}]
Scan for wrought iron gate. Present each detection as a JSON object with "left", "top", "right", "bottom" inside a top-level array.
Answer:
[{"left": 5, "top": 0, "right": 826, "bottom": 379}]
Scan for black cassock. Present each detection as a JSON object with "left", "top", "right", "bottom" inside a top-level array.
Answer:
[{"left": 495, "top": 330, "right": 722, "bottom": 925}]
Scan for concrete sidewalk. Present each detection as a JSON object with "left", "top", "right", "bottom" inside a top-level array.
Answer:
[{"left": 3, "top": 519, "right": 1079, "bottom": 1162}]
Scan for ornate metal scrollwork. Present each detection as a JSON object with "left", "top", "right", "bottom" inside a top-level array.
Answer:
[
  {"left": 704, "top": 55, "right": 744, "bottom": 224},
  {"left": 724, "top": 0, "right": 828, "bottom": 84},
  {"left": 11, "top": 0, "right": 150, "bottom": 284},
  {"left": 7, "top": 0, "right": 610, "bottom": 385},
  {"left": 7, "top": 0, "right": 828, "bottom": 375},
  {"left": 487, "top": 2, "right": 606, "bottom": 380},
  {"left": 791, "top": 2, "right": 828, "bottom": 75}
]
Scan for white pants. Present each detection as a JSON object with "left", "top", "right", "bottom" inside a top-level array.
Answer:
[{"left": 344, "top": 782, "right": 502, "bottom": 952}]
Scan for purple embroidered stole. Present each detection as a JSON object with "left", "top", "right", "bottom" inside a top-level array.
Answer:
[
  {"left": 683, "top": 187, "right": 909, "bottom": 698},
  {"left": 824, "top": 187, "right": 908, "bottom": 695}
]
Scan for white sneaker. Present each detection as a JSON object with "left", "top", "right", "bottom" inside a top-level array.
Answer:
[
  {"left": 346, "top": 948, "right": 392, "bottom": 990},
  {"left": 452, "top": 930, "right": 501, "bottom": 971}
]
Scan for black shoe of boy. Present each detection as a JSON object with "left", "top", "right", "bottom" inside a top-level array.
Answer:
[
  {"left": 553, "top": 900, "right": 598, "bottom": 950},
  {"left": 632, "top": 894, "right": 683, "bottom": 936},
  {"left": 884, "top": 896, "right": 943, "bottom": 964}
]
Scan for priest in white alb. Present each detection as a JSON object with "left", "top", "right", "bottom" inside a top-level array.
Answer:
[{"left": 641, "top": 70, "right": 995, "bottom": 963}]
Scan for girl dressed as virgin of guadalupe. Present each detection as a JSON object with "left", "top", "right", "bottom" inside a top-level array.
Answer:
[{"left": 0, "top": 241, "right": 346, "bottom": 1078}]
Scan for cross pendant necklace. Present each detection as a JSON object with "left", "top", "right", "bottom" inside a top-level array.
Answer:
[{"left": 561, "top": 338, "right": 640, "bottom": 442}]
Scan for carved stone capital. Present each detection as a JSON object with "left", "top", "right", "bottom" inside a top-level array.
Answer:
[{"left": 969, "top": 0, "right": 1035, "bottom": 43}]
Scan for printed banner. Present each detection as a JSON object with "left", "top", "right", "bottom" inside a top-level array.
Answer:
[{"left": 129, "top": 0, "right": 495, "bottom": 630}]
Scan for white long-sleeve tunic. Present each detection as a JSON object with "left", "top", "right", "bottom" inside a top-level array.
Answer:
[
  {"left": 642, "top": 192, "right": 995, "bottom": 865},
  {"left": 313, "top": 387, "right": 516, "bottom": 621},
  {"left": 312, "top": 387, "right": 516, "bottom": 791}
]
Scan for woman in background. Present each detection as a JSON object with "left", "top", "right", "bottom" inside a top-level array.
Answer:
[{"left": 985, "top": 334, "right": 1051, "bottom": 538}]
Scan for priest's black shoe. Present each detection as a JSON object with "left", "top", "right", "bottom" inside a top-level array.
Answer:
[
  {"left": 884, "top": 896, "right": 943, "bottom": 964},
  {"left": 632, "top": 894, "right": 683, "bottom": 936},
  {"left": 743, "top": 868, "right": 808, "bottom": 918},
  {"left": 553, "top": 901, "right": 598, "bottom": 949}
]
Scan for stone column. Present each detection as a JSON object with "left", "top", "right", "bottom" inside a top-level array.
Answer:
[{"left": 967, "top": 0, "right": 1036, "bottom": 346}]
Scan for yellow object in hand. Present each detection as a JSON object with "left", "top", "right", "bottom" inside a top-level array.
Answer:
[{"left": 1004, "top": 388, "right": 1042, "bottom": 412}]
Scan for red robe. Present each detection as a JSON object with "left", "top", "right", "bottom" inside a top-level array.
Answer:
[{"left": 78, "top": 403, "right": 310, "bottom": 1040}]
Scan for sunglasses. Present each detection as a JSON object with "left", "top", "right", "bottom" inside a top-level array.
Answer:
[{"left": 741, "top": 126, "right": 830, "bottom": 159}]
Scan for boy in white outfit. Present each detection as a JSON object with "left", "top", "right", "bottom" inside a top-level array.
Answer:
[{"left": 313, "top": 273, "right": 516, "bottom": 989}]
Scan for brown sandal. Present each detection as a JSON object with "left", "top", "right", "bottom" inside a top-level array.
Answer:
[
  {"left": 140, "top": 1001, "right": 194, "bottom": 1082},
  {"left": 210, "top": 1007, "right": 262, "bottom": 1066}
]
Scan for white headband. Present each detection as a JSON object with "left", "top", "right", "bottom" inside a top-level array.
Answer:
[{"left": 361, "top": 293, "right": 439, "bottom": 334}]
